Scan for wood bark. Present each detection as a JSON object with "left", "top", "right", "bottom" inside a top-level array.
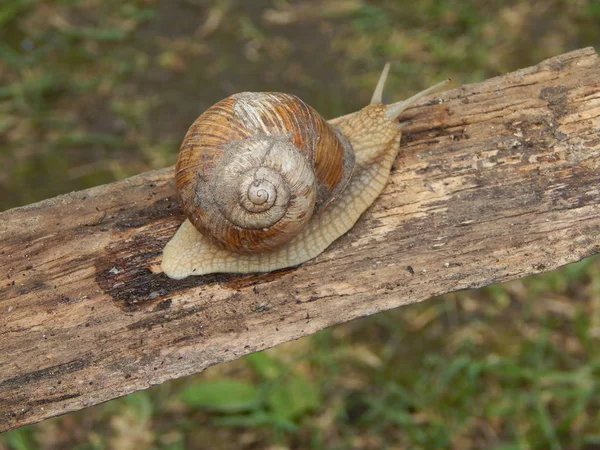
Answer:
[{"left": 1, "top": 47, "right": 599, "bottom": 432}]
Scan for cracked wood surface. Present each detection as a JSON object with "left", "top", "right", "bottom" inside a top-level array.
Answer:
[{"left": 1, "top": 47, "right": 599, "bottom": 432}]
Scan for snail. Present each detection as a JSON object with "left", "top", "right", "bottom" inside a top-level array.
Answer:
[{"left": 161, "top": 63, "right": 450, "bottom": 279}]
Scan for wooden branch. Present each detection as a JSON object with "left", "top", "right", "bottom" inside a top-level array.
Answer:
[{"left": 1, "top": 47, "right": 599, "bottom": 432}]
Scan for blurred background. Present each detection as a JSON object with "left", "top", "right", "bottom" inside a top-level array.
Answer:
[{"left": 1, "top": 0, "right": 599, "bottom": 449}]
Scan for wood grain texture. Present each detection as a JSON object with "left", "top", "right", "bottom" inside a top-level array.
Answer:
[{"left": 1, "top": 47, "right": 599, "bottom": 432}]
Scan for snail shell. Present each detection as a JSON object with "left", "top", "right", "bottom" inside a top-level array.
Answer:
[{"left": 175, "top": 92, "right": 355, "bottom": 253}]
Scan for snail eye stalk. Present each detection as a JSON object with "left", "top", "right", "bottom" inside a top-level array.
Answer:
[
  {"left": 384, "top": 78, "right": 452, "bottom": 120},
  {"left": 370, "top": 61, "right": 391, "bottom": 105}
]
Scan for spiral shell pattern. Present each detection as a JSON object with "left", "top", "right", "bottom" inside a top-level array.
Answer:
[{"left": 175, "top": 92, "right": 354, "bottom": 253}]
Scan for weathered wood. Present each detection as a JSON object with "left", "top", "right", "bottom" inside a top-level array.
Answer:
[{"left": 1, "top": 47, "right": 599, "bottom": 432}]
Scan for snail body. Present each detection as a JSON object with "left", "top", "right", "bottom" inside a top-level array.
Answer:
[{"left": 162, "top": 64, "right": 449, "bottom": 279}]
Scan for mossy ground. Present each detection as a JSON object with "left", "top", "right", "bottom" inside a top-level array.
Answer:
[{"left": 1, "top": 1, "right": 600, "bottom": 449}]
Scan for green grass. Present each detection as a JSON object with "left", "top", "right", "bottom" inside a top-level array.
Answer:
[{"left": 1, "top": 0, "right": 600, "bottom": 448}]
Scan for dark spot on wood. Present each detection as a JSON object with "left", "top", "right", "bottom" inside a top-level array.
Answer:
[
  {"left": 29, "top": 393, "right": 81, "bottom": 406},
  {"left": 95, "top": 220, "right": 207, "bottom": 310},
  {"left": 126, "top": 305, "right": 206, "bottom": 331},
  {"left": 220, "top": 266, "right": 296, "bottom": 290},
  {"left": 0, "top": 360, "right": 87, "bottom": 389},
  {"left": 16, "top": 277, "right": 48, "bottom": 295},
  {"left": 172, "top": 334, "right": 198, "bottom": 344},
  {"left": 228, "top": 292, "right": 241, "bottom": 302},
  {"left": 543, "top": 57, "right": 566, "bottom": 72},
  {"left": 539, "top": 85, "right": 569, "bottom": 118},
  {"left": 57, "top": 295, "right": 74, "bottom": 304},
  {"left": 114, "top": 195, "right": 181, "bottom": 230},
  {"left": 154, "top": 298, "right": 172, "bottom": 311}
]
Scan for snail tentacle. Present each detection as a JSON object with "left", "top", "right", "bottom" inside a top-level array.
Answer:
[
  {"left": 370, "top": 61, "right": 391, "bottom": 104},
  {"left": 385, "top": 78, "right": 452, "bottom": 120}
]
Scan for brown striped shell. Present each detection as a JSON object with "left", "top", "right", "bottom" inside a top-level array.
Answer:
[{"left": 175, "top": 92, "right": 355, "bottom": 253}]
